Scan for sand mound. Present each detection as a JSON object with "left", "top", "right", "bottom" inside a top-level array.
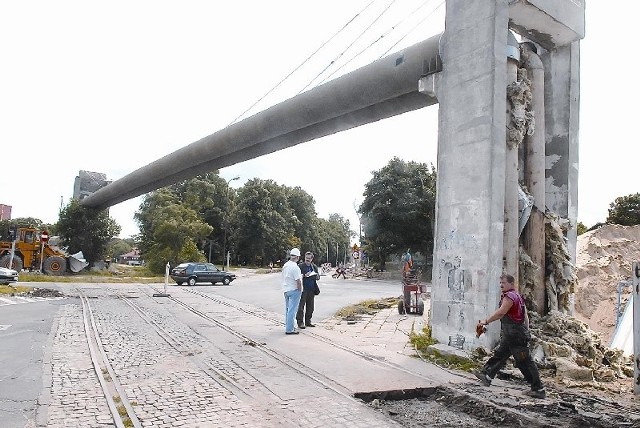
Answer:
[{"left": 574, "top": 224, "right": 640, "bottom": 342}]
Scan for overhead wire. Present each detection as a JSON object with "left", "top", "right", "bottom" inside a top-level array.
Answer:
[
  {"left": 227, "top": 0, "right": 377, "bottom": 126},
  {"left": 296, "top": 0, "right": 399, "bottom": 95},
  {"left": 317, "top": 0, "right": 438, "bottom": 86},
  {"left": 377, "top": 0, "right": 445, "bottom": 59}
]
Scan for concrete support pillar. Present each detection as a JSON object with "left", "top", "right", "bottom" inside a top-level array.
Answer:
[
  {"left": 504, "top": 42, "right": 520, "bottom": 286},
  {"left": 541, "top": 42, "right": 580, "bottom": 314},
  {"left": 430, "top": 0, "right": 509, "bottom": 350},
  {"left": 522, "top": 44, "right": 547, "bottom": 314},
  {"left": 541, "top": 43, "right": 580, "bottom": 265}
]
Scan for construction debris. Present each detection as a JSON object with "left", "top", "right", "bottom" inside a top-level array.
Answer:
[
  {"left": 506, "top": 68, "right": 534, "bottom": 150},
  {"left": 528, "top": 311, "right": 633, "bottom": 385},
  {"left": 544, "top": 212, "right": 578, "bottom": 313},
  {"left": 514, "top": 222, "right": 635, "bottom": 388}
]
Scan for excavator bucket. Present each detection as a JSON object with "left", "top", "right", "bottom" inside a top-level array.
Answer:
[{"left": 68, "top": 251, "right": 89, "bottom": 273}]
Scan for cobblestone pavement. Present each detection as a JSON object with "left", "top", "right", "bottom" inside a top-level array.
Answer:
[
  {"left": 23, "top": 281, "right": 639, "bottom": 428},
  {"left": 35, "top": 284, "right": 432, "bottom": 427}
]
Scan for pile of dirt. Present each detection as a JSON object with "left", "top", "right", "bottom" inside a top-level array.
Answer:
[
  {"left": 573, "top": 224, "right": 640, "bottom": 342},
  {"left": 27, "top": 288, "right": 65, "bottom": 298}
]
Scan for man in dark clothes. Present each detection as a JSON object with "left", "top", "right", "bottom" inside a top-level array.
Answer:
[
  {"left": 297, "top": 251, "right": 320, "bottom": 329},
  {"left": 473, "top": 274, "right": 546, "bottom": 399}
]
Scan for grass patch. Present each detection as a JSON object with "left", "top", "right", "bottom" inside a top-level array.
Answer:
[
  {"left": 335, "top": 297, "right": 399, "bottom": 319},
  {"left": 410, "top": 325, "right": 480, "bottom": 372},
  {"left": 0, "top": 284, "right": 31, "bottom": 295},
  {"left": 409, "top": 325, "right": 437, "bottom": 349},
  {"left": 117, "top": 404, "right": 128, "bottom": 417},
  {"left": 18, "top": 271, "right": 164, "bottom": 284}
]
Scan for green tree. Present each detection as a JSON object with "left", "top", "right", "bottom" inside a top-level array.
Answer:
[
  {"left": 106, "top": 237, "right": 136, "bottom": 260},
  {"left": 172, "top": 172, "right": 234, "bottom": 263},
  {"left": 287, "top": 186, "right": 322, "bottom": 253},
  {"left": 0, "top": 218, "right": 52, "bottom": 241},
  {"left": 134, "top": 174, "right": 342, "bottom": 269},
  {"left": 607, "top": 193, "right": 640, "bottom": 226},
  {"left": 232, "top": 179, "right": 292, "bottom": 266},
  {"left": 359, "top": 157, "right": 437, "bottom": 270},
  {"left": 576, "top": 222, "right": 587, "bottom": 235},
  {"left": 136, "top": 187, "right": 213, "bottom": 273},
  {"left": 315, "top": 214, "right": 352, "bottom": 265},
  {"left": 56, "top": 199, "right": 121, "bottom": 265}
]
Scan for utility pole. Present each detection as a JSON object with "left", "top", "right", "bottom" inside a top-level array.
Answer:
[{"left": 222, "top": 176, "right": 240, "bottom": 270}]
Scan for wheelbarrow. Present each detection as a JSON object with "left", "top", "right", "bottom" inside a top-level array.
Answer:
[{"left": 397, "top": 269, "right": 425, "bottom": 315}]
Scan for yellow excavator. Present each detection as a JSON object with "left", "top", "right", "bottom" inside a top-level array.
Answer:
[{"left": 0, "top": 227, "right": 88, "bottom": 275}]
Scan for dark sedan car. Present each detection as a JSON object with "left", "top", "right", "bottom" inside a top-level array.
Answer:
[{"left": 170, "top": 262, "right": 236, "bottom": 286}]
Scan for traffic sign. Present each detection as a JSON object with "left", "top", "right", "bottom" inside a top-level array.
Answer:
[{"left": 41, "top": 231, "right": 49, "bottom": 243}]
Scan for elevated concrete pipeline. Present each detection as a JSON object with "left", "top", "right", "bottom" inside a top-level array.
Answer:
[{"left": 81, "top": 34, "right": 442, "bottom": 210}]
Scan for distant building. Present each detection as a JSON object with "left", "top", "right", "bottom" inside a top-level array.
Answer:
[
  {"left": 73, "top": 170, "right": 111, "bottom": 201},
  {"left": 118, "top": 248, "right": 143, "bottom": 266},
  {"left": 0, "top": 204, "right": 11, "bottom": 221}
]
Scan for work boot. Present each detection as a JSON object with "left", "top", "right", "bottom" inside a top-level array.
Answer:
[
  {"left": 473, "top": 369, "right": 492, "bottom": 386},
  {"left": 524, "top": 388, "right": 546, "bottom": 399}
]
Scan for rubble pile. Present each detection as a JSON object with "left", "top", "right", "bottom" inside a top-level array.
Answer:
[
  {"left": 514, "top": 220, "right": 638, "bottom": 387},
  {"left": 519, "top": 212, "right": 578, "bottom": 314},
  {"left": 544, "top": 212, "right": 578, "bottom": 313},
  {"left": 518, "top": 247, "right": 538, "bottom": 311},
  {"left": 528, "top": 310, "right": 633, "bottom": 385},
  {"left": 27, "top": 287, "right": 65, "bottom": 298},
  {"left": 574, "top": 224, "right": 640, "bottom": 341}
]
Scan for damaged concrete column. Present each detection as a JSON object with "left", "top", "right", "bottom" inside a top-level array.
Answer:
[
  {"left": 522, "top": 43, "right": 547, "bottom": 313},
  {"left": 430, "top": 0, "right": 509, "bottom": 349},
  {"left": 509, "top": 0, "right": 584, "bottom": 313},
  {"left": 504, "top": 31, "right": 521, "bottom": 286},
  {"left": 542, "top": 42, "right": 581, "bottom": 270},
  {"left": 429, "top": 0, "right": 584, "bottom": 349}
]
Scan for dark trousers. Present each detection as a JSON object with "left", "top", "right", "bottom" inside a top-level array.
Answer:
[
  {"left": 483, "top": 333, "right": 543, "bottom": 391},
  {"left": 296, "top": 289, "right": 315, "bottom": 325}
]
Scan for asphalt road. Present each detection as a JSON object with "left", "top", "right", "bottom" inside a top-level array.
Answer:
[
  {"left": 0, "top": 298, "right": 70, "bottom": 427},
  {"left": 172, "top": 271, "right": 406, "bottom": 322}
]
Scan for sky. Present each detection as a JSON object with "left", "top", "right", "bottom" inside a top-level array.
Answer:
[{"left": 0, "top": 1, "right": 636, "bottom": 240}]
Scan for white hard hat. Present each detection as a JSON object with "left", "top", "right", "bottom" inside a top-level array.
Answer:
[{"left": 290, "top": 248, "right": 301, "bottom": 257}]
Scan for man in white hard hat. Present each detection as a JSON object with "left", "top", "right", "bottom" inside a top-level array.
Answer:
[{"left": 282, "top": 248, "right": 303, "bottom": 334}]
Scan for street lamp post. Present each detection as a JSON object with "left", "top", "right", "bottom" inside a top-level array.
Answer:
[{"left": 222, "top": 176, "right": 240, "bottom": 270}]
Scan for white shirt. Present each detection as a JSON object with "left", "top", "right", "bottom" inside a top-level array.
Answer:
[{"left": 281, "top": 259, "right": 302, "bottom": 292}]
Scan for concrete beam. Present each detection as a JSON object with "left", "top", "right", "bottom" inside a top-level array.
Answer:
[
  {"left": 81, "top": 35, "right": 441, "bottom": 210},
  {"left": 508, "top": 0, "right": 585, "bottom": 49}
]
